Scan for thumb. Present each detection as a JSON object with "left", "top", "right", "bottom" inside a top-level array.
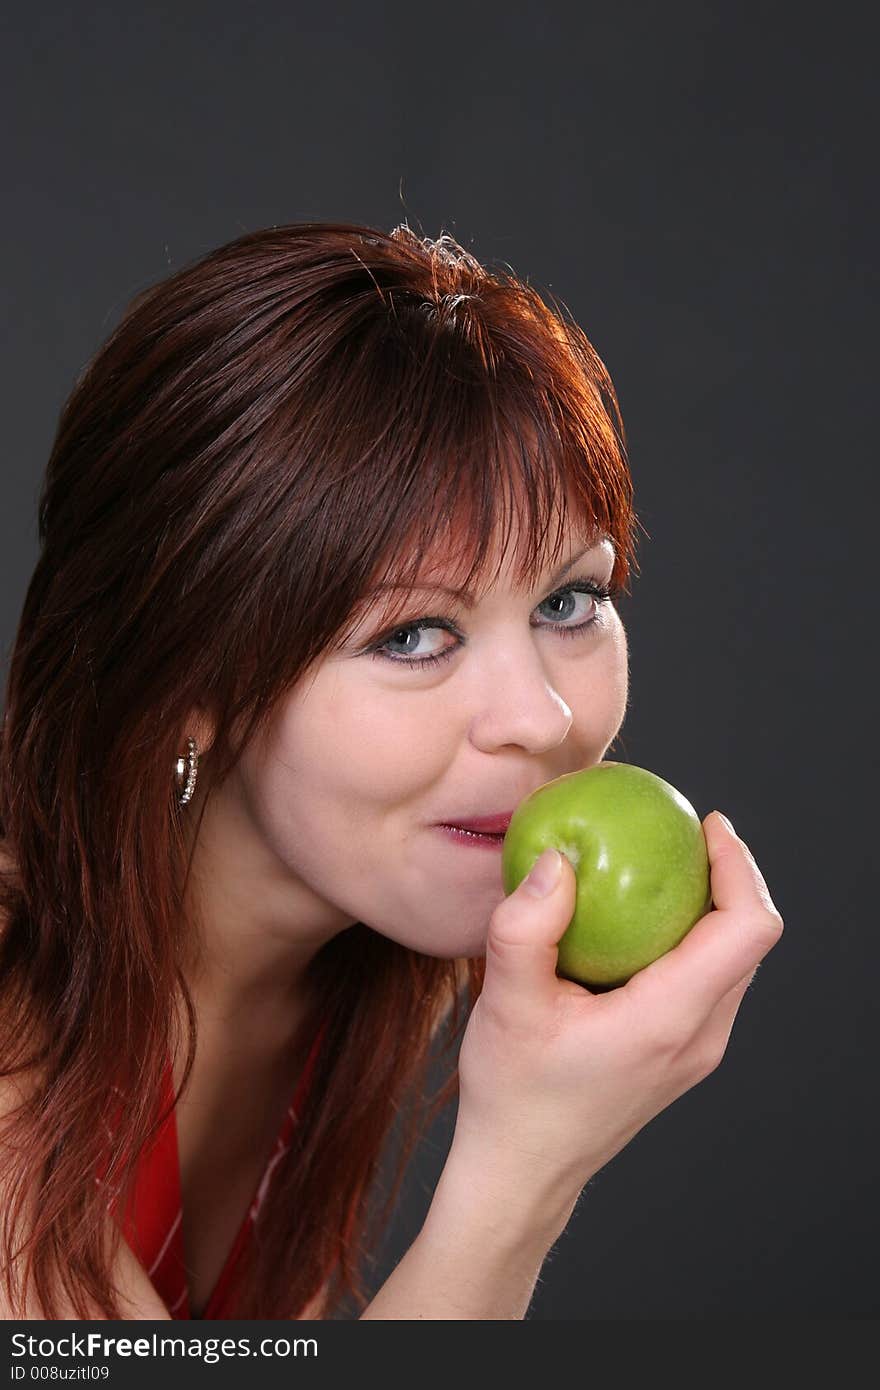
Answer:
[{"left": 483, "top": 849, "right": 578, "bottom": 1018}]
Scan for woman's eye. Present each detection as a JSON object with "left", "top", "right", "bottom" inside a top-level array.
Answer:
[
  {"left": 536, "top": 586, "right": 602, "bottom": 629},
  {"left": 379, "top": 623, "right": 456, "bottom": 665},
  {"left": 368, "top": 578, "right": 614, "bottom": 672}
]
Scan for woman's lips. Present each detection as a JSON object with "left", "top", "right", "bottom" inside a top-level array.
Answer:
[{"left": 435, "top": 824, "right": 506, "bottom": 851}]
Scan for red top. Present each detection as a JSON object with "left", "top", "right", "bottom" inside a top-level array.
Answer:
[{"left": 102, "top": 1020, "right": 327, "bottom": 1319}]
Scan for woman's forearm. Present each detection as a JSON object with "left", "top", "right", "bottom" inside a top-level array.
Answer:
[{"left": 359, "top": 1135, "right": 583, "bottom": 1320}]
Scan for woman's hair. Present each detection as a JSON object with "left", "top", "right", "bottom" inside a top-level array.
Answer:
[{"left": 0, "top": 220, "right": 641, "bottom": 1319}]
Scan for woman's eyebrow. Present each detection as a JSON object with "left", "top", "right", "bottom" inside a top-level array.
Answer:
[{"left": 367, "top": 541, "right": 609, "bottom": 611}]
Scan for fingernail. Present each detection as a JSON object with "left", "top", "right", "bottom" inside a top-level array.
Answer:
[
  {"left": 715, "top": 811, "right": 736, "bottom": 834},
  {"left": 523, "top": 848, "right": 562, "bottom": 897}
]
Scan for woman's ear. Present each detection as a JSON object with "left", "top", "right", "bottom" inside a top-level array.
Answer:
[{"left": 181, "top": 704, "right": 216, "bottom": 758}]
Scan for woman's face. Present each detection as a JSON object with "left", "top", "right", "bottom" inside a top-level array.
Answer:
[{"left": 227, "top": 518, "right": 629, "bottom": 960}]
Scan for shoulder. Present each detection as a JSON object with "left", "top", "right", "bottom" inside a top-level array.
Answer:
[
  {"left": 0, "top": 1049, "right": 171, "bottom": 1318},
  {"left": 0, "top": 840, "right": 170, "bottom": 1318}
]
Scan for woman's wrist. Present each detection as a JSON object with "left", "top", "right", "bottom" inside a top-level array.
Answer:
[
  {"left": 359, "top": 1130, "right": 583, "bottom": 1319},
  {"left": 425, "top": 1121, "right": 587, "bottom": 1256}
]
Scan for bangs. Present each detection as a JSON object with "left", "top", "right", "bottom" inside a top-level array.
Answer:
[
  {"left": 249, "top": 225, "right": 642, "bottom": 665},
  {"left": 331, "top": 360, "right": 631, "bottom": 645}
]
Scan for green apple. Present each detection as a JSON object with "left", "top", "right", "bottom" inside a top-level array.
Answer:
[{"left": 501, "top": 761, "right": 712, "bottom": 988}]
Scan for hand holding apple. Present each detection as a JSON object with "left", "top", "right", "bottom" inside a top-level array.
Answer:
[
  {"left": 447, "top": 807, "right": 784, "bottom": 1237},
  {"left": 501, "top": 761, "right": 712, "bottom": 988}
]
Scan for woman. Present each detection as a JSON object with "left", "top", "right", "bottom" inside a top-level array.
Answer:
[{"left": 0, "top": 221, "right": 783, "bottom": 1320}]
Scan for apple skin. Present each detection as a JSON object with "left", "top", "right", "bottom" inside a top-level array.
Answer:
[{"left": 501, "top": 761, "right": 712, "bottom": 988}]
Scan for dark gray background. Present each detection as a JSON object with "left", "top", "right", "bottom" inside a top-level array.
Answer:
[{"left": 2, "top": 3, "right": 875, "bottom": 1318}]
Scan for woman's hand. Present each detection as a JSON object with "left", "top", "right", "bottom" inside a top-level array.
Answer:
[{"left": 452, "top": 810, "right": 784, "bottom": 1213}]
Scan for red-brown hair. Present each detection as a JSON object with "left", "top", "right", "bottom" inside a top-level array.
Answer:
[{"left": 0, "top": 221, "right": 641, "bottom": 1319}]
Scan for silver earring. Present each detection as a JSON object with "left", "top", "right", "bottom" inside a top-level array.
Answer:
[{"left": 175, "top": 735, "right": 199, "bottom": 807}]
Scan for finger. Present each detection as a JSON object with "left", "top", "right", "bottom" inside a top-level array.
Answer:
[
  {"left": 481, "top": 848, "right": 579, "bottom": 1019},
  {"left": 633, "top": 812, "right": 783, "bottom": 1017},
  {"left": 703, "top": 811, "right": 782, "bottom": 919}
]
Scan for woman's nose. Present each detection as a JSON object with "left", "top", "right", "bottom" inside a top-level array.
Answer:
[{"left": 466, "top": 643, "right": 573, "bottom": 755}]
